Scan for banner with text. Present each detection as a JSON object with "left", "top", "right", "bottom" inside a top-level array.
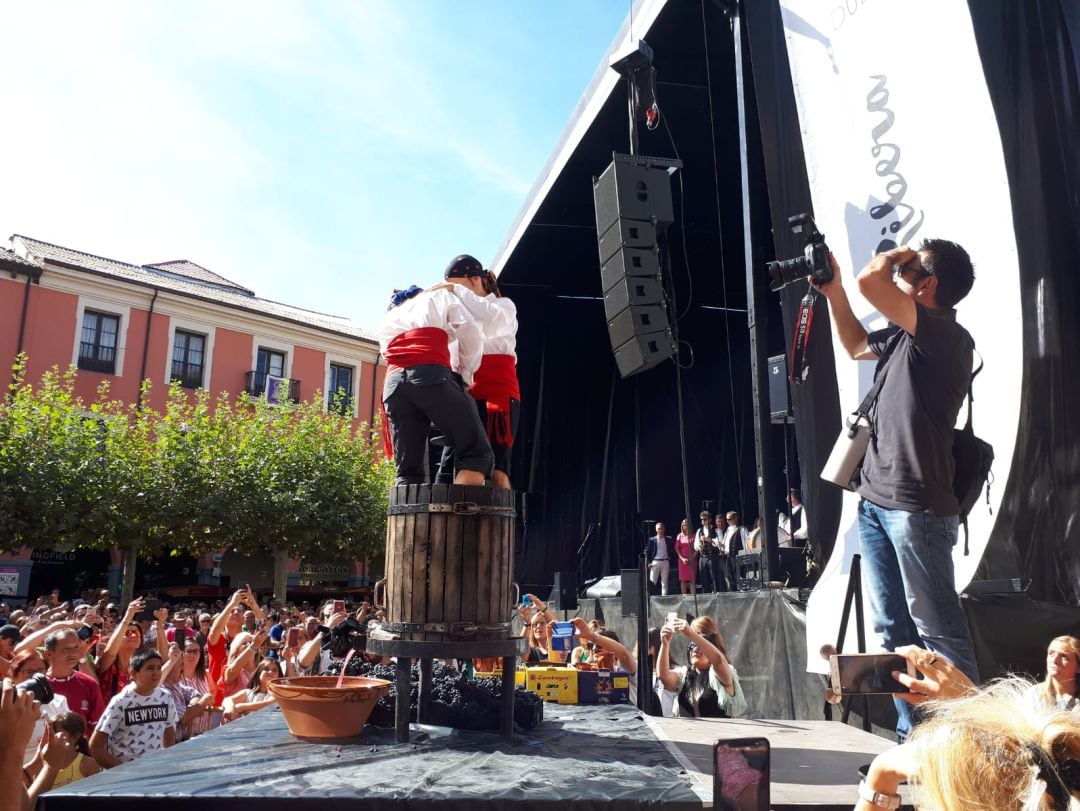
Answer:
[{"left": 777, "top": 0, "right": 1022, "bottom": 671}]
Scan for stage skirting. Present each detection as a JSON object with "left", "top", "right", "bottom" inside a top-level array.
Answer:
[
  {"left": 43, "top": 702, "right": 911, "bottom": 810},
  {"left": 43, "top": 703, "right": 703, "bottom": 811}
]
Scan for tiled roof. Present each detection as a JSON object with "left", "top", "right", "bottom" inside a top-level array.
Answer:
[
  {"left": 0, "top": 247, "right": 42, "bottom": 272},
  {"left": 144, "top": 260, "right": 254, "bottom": 295},
  {"left": 11, "top": 235, "right": 375, "bottom": 343}
]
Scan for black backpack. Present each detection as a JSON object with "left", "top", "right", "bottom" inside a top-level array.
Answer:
[{"left": 953, "top": 357, "right": 993, "bottom": 553}]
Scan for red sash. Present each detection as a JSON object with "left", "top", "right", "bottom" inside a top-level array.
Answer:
[
  {"left": 380, "top": 328, "right": 452, "bottom": 459},
  {"left": 469, "top": 353, "right": 520, "bottom": 447}
]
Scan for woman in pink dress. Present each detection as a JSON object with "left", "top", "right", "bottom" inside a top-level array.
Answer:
[{"left": 675, "top": 519, "right": 698, "bottom": 594}]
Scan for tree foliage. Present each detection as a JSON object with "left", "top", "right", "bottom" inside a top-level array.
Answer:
[{"left": 0, "top": 357, "right": 393, "bottom": 595}]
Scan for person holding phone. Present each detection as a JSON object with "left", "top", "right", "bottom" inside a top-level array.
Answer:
[
  {"left": 658, "top": 616, "right": 746, "bottom": 719},
  {"left": 95, "top": 599, "right": 167, "bottom": 702}
]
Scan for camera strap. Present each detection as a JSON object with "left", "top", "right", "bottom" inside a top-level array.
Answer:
[{"left": 789, "top": 291, "right": 818, "bottom": 385}]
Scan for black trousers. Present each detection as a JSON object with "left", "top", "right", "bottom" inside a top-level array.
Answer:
[
  {"left": 383, "top": 365, "right": 494, "bottom": 486},
  {"left": 435, "top": 397, "right": 520, "bottom": 484}
]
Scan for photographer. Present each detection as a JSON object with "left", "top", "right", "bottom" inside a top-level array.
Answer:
[{"left": 816, "top": 241, "right": 979, "bottom": 740}]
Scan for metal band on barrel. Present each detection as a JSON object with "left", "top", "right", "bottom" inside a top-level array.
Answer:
[{"left": 387, "top": 502, "right": 517, "bottom": 517}]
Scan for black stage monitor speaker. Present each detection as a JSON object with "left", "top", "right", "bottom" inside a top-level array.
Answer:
[
  {"left": 551, "top": 571, "right": 578, "bottom": 612},
  {"left": 620, "top": 568, "right": 642, "bottom": 617},
  {"left": 768, "top": 354, "right": 791, "bottom": 422},
  {"left": 592, "top": 157, "right": 674, "bottom": 237}
]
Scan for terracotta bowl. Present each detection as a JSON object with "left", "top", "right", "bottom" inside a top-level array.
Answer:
[{"left": 268, "top": 676, "right": 391, "bottom": 739}]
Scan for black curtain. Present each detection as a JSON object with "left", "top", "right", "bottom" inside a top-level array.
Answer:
[
  {"left": 743, "top": 0, "right": 844, "bottom": 569},
  {"left": 967, "top": 0, "right": 1080, "bottom": 603}
]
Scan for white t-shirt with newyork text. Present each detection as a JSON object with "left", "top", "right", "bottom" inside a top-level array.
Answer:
[{"left": 97, "top": 686, "right": 178, "bottom": 763}]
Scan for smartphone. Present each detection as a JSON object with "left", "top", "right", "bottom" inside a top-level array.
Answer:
[
  {"left": 829, "top": 652, "right": 912, "bottom": 695},
  {"left": 174, "top": 627, "right": 186, "bottom": 644},
  {"left": 77, "top": 623, "right": 95, "bottom": 641},
  {"left": 133, "top": 598, "right": 160, "bottom": 623},
  {"left": 714, "top": 738, "right": 770, "bottom": 811},
  {"left": 287, "top": 627, "right": 300, "bottom": 648},
  {"left": 333, "top": 600, "right": 346, "bottom": 615},
  {"left": 522, "top": 595, "right": 533, "bottom": 606},
  {"left": 666, "top": 611, "right": 678, "bottom": 627}
]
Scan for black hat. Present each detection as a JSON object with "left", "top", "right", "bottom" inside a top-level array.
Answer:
[
  {"left": 444, "top": 254, "right": 485, "bottom": 279},
  {"left": 0, "top": 624, "right": 21, "bottom": 643}
]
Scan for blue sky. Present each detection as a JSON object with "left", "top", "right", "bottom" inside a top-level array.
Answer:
[{"left": 0, "top": 2, "right": 628, "bottom": 331}]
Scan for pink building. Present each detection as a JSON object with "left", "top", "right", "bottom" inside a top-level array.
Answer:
[{"left": 0, "top": 235, "right": 386, "bottom": 603}]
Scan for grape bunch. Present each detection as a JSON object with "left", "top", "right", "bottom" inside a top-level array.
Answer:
[{"left": 322, "top": 660, "right": 543, "bottom": 731}]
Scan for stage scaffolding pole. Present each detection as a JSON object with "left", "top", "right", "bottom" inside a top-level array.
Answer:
[{"left": 728, "top": 0, "right": 778, "bottom": 582}]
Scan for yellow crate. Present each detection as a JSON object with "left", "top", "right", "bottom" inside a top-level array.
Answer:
[{"left": 524, "top": 666, "right": 578, "bottom": 704}]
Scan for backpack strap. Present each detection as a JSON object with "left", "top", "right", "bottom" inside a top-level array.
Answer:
[{"left": 960, "top": 346, "right": 984, "bottom": 557}]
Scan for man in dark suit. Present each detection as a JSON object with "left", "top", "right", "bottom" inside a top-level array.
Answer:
[{"left": 647, "top": 522, "right": 673, "bottom": 596}]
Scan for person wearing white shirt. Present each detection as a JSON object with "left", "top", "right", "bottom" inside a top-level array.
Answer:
[
  {"left": 378, "top": 281, "right": 494, "bottom": 486},
  {"left": 694, "top": 511, "right": 719, "bottom": 593},
  {"left": 435, "top": 255, "right": 521, "bottom": 490},
  {"left": 778, "top": 488, "right": 809, "bottom": 548},
  {"left": 647, "top": 522, "right": 672, "bottom": 596},
  {"left": 721, "top": 512, "right": 749, "bottom": 591}
]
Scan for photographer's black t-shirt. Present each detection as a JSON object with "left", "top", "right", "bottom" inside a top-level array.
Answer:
[{"left": 856, "top": 304, "right": 973, "bottom": 515}]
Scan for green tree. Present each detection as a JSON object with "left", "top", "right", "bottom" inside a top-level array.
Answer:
[
  {"left": 205, "top": 392, "right": 392, "bottom": 602},
  {"left": 1, "top": 359, "right": 392, "bottom": 604},
  {"left": 0, "top": 359, "right": 97, "bottom": 549}
]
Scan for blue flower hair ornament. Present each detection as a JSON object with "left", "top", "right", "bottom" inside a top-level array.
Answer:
[{"left": 388, "top": 285, "right": 423, "bottom": 310}]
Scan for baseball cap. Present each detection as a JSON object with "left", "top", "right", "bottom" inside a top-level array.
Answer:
[{"left": 0, "top": 624, "right": 22, "bottom": 643}]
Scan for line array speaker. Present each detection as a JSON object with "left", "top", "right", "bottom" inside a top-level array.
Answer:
[{"left": 593, "top": 154, "right": 677, "bottom": 379}]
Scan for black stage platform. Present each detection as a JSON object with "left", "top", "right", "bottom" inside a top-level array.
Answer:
[
  {"left": 42, "top": 703, "right": 705, "bottom": 811},
  {"left": 42, "top": 701, "right": 907, "bottom": 810}
]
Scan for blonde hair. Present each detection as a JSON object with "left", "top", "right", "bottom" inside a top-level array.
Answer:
[
  {"left": 1043, "top": 636, "right": 1080, "bottom": 706},
  {"left": 909, "top": 678, "right": 1080, "bottom": 811}
]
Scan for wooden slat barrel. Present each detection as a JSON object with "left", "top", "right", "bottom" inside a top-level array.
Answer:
[{"left": 379, "top": 484, "right": 516, "bottom": 642}]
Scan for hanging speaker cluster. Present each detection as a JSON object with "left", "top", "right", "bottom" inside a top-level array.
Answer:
[{"left": 592, "top": 154, "right": 679, "bottom": 378}]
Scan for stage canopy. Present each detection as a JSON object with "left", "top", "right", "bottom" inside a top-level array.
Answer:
[{"left": 493, "top": 0, "right": 1080, "bottom": 610}]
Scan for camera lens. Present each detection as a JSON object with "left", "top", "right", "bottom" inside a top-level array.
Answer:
[{"left": 16, "top": 673, "right": 54, "bottom": 704}]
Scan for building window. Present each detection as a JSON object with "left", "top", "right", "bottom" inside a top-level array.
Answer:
[
  {"left": 78, "top": 310, "right": 120, "bottom": 374},
  {"left": 328, "top": 364, "right": 354, "bottom": 415},
  {"left": 171, "top": 330, "right": 206, "bottom": 389},
  {"left": 248, "top": 347, "right": 296, "bottom": 401},
  {"left": 257, "top": 348, "right": 286, "bottom": 378}
]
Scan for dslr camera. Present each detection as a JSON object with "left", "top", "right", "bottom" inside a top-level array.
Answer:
[{"left": 767, "top": 213, "right": 832, "bottom": 291}]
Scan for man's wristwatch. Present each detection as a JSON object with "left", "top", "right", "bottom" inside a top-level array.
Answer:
[{"left": 858, "top": 779, "right": 901, "bottom": 809}]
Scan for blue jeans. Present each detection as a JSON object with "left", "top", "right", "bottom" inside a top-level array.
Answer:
[{"left": 857, "top": 498, "right": 980, "bottom": 740}]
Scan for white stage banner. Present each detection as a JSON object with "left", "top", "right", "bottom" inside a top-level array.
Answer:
[{"left": 777, "top": 0, "right": 1022, "bottom": 672}]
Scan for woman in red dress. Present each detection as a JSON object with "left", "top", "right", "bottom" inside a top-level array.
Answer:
[{"left": 675, "top": 519, "right": 697, "bottom": 595}]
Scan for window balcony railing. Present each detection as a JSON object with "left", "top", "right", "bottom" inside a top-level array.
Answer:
[
  {"left": 245, "top": 370, "right": 300, "bottom": 403},
  {"left": 77, "top": 343, "right": 116, "bottom": 374},
  {"left": 170, "top": 361, "right": 204, "bottom": 389}
]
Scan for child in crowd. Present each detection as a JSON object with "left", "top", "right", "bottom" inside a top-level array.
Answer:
[{"left": 89, "top": 648, "right": 177, "bottom": 767}]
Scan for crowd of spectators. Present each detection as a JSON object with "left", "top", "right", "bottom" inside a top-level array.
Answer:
[
  {"left": 4, "top": 590, "right": 1080, "bottom": 810},
  {"left": 0, "top": 585, "right": 395, "bottom": 803}
]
